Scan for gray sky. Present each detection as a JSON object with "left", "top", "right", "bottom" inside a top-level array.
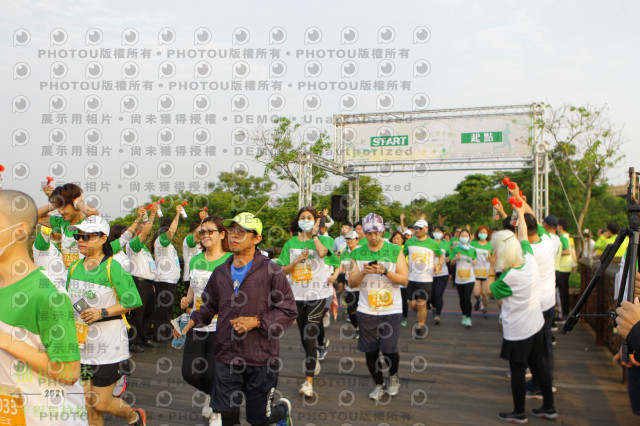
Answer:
[{"left": 2, "top": 0, "right": 638, "bottom": 220}]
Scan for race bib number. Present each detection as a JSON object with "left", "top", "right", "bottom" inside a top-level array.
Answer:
[
  {"left": 195, "top": 295, "right": 203, "bottom": 310},
  {"left": 0, "top": 384, "right": 26, "bottom": 426},
  {"left": 62, "top": 252, "right": 80, "bottom": 268},
  {"left": 368, "top": 289, "right": 394, "bottom": 309},
  {"left": 476, "top": 268, "right": 488, "bottom": 279},
  {"left": 457, "top": 268, "right": 471, "bottom": 280},
  {"left": 76, "top": 322, "right": 88, "bottom": 348},
  {"left": 292, "top": 264, "right": 312, "bottom": 283},
  {"left": 412, "top": 252, "right": 427, "bottom": 263}
]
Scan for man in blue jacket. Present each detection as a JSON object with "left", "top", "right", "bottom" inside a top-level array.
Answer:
[{"left": 183, "top": 212, "right": 297, "bottom": 426}]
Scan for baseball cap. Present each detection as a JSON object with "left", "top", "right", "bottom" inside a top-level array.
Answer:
[
  {"left": 403, "top": 228, "right": 413, "bottom": 236},
  {"left": 413, "top": 219, "right": 428, "bottom": 229},
  {"left": 362, "top": 213, "right": 384, "bottom": 233},
  {"left": 542, "top": 215, "right": 558, "bottom": 227},
  {"left": 68, "top": 215, "right": 110, "bottom": 235},
  {"left": 345, "top": 230, "right": 358, "bottom": 239},
  {"left": 223, "top": 212, "right": 263, "bottom": 235}
]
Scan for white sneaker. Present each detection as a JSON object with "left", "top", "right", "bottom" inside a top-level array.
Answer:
[
  {"left": 299, "top": 380, "right": 314, "bottom": 397},
  {"left": 388, "top": 374, "right": 400, "bottom": 396},
  {"left": 314, "top": 358, "right": 321, "bottom": 375},
  {"left": 369, "top": 384, "right": 387, "bottom": 401},
  {"left": 208, "top": 412, "right": 221, "bottom": 426},
  {"left": 323, "top": 312, "right": 330, "bottom": 328},
  {"left": 202, "top": 394, "right": 213, "bottom": 418}
]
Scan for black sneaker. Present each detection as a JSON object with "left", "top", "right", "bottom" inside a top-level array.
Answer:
[
  {"left": 531, "top": 406, "right": 558, "bottom": 420},
  {"left": 129, "top": 344, "right": 145, "bottom": 354},
  {"left": 274, "top": 397, "right": 292, "bottom": 425},
  {"left": 498, "top": 411, "right": 528, "bottom": 424},
  {"left": 131, "top": 407, "right": 147, "bottom": 425},
  {"left": 413, "top": 325, "right": 428, "bottom": 340}
]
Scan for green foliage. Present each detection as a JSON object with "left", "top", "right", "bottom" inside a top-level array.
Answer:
[{"left": 253, "top": 116, "right": 331, "bottom": 187}]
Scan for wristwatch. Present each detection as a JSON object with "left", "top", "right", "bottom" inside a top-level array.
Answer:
[
  {"left": 311, "top": 234, "right": 319, "bottom": 239},
  {"left": 382, "top": 267, "right": 389, "bottom": 276},
  {"left": 100, "top": 308, "right": 109, "bottom": 319}
]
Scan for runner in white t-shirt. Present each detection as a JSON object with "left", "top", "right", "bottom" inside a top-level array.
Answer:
[{"left": 490, "top": 203, "right": 557, "bottom": 423}]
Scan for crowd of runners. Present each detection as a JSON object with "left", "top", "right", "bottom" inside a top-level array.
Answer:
[{"left": 7, "top": 176, "right": 640, "bottom": 425}]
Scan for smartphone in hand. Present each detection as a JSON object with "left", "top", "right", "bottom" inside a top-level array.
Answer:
[{"left": 73, "top": 298, "right": 90, "bottom": 314}]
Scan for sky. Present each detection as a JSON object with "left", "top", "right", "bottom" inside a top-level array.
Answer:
[{"left": 2, "top": 0, "right": 638, "bottom": 220}]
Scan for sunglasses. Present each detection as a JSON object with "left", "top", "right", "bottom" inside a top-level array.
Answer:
[
  {"left": 228, "top": 227, "right": 257, "bottom": 237},
  {"left": 198, "top": 228, "right": 220, "bottom": 236},
  {"left": 73, "top": 232, "right": 102, "bottom": 241},
  {"left": 414, "top": 227, "right": 424, "bottom": 230}
]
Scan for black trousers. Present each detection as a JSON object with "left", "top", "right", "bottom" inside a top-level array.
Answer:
[
  {"left": 154, "top": 281, "right": 176, "bottom": 341},
  {"left": 400, "top": 287, "right": 408, "bottom": 319},
  {"left": 344, "top": 290, "right": 360, "bottom": 328},
  {"left": 432, "top": 275, "right": 449, "bottom": 316},
  {"left": 555, "top": 271, "right": 571, "bottom": 318},
  {"left": 182, "top": 330, "right": 216, "bottom": 394},
  {"left": 296, "top": 299, "right": 324, "bottom": 377},
  {"left": 455, "top": 283, "right": 473, "bottom": 317},
  {"left": 129, "top": 277, "right": 155, "bottom": 345}
]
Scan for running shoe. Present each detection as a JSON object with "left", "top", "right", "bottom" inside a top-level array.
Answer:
[
  {"left": 299, "top": 381, "right": 314, "bottom": 397},
  {"left": 274, "top": 397, "right": 293, "bottom": 426},
  {"left": 317, "top": 339, "right": 330, "bottom": 360},
  {"left": 112, "top": 375, "right": 127, "bottom": 397},
  {"left": 530, "top": 406, "right": 558, "bottom": 420},
  {"left": 388, "top": 374, "right": 400, "bottom": 396},
  {"left": 131, "top": 408, "right": 147, "bottom": 426},
  {"left": 369, "top": 384, "right": 387, "bottom": 401},
  {"left": 483, "top": 310, "right": 489, "bottom": 319},
  {"left": 497, "top": 411, "right": 528, "bottom": 424},
  {"left": 323, "top": 313, "right": 330, "bottom": 328},
  {"left": 202, "top": 394, "right": 213, "bottom": 418},
  {"left": 434, "top": 315, "right": 441, "bottom": 325},
  {"left": 474, "top": 300, "right": 481, "bottom": 311},
  {"left": 465, "top": 316, "right": 472, "bottom": 328},
  {"left": 414, "top": 325, "right": 428, "bottom": 339},
  {"left": 209, "top": 412, "right": 222, "bottom": 426},
  {"left": 401, "top": 318, "right": 407, "bottom": 327}
]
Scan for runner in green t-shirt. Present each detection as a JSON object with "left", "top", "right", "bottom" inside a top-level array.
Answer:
[
  {"left": 451, "top": 229, "right": 478, "bottom": 328},
  {"left": 471, "top": 226, "right": 494, "bottom": 319},
  {"left": 0, "top": 190, "right": 88, "bottom": 426},
  {"left": 348, "top": 213, "right": 408, "bottom": 401},
  {"left": 177, "top": 215, "right": 231, "bottom": 423},
  {"left": 65, "top": 215, "right": 146, "bottom": 426},
  {"left": 402, "top": 219, "right": 444, "bottom": 338},
  {"left": 276, "top": 207, "right": 332, "bottom": 398},
  {"left": 431, "top": 226, "right": 451, "bottom": 325}
]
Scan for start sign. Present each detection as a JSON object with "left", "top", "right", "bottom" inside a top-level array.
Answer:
[{"left": 370, "top": 135, "right": 409, "bottom": 147}]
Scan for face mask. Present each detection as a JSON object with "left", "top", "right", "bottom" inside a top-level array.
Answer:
[
  {"left": 433, "top": 232, "right": 443, "bottom": 240},
  {"left": 478, "top": 233, "right": 488, "bottom": 241},
  {"left": 0, "top": 223, "right": 22, "bottom": 258},
  {"left": 298, "top": 220, "right": 314, "bottom": 233},
  {"left": 459, "top": 236, "right": 470, "bottom": 245}
]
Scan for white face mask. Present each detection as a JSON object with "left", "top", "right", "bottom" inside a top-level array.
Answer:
[
  {"left": 298, "top": 220, "right": 315, "bottom": 233},
  {"left": 433, "top": 232, "right": 443, "bottom": 240},
  {"left": 459, "top": 236, "right": 470, "bottom": 245},
  {"left": 0, "top": 223, "right": 23, "bottom": 258}
]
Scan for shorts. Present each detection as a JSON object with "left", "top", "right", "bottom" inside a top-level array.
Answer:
[
  {"left": 80, "top": 361, "right": 124, "bottom": 387},
  {"left": 476, "top": 277, "right": 487, "bottom": 282},
  {"left": 407, "top": 280, "right": 432, "bottom": 301},
  {"left": 212, "top": 360, "right": 279, "bottom": 425},
  {"left": 356, "top": 312, "right": 402, "bottom": 353}
]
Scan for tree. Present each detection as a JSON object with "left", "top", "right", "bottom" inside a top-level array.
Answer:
[
  {"left": 252, "top": 116, "right": 331, "bottom": 187},
  {"left": 538, "top": 104, "right": 625, "bottom": 232},
  {"left": 209, "top": 170, "right": 273, "bottom": 198}
]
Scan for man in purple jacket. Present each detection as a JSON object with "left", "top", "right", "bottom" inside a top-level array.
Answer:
[{"left": 182, "top": 212, "right": 297, "bottom": 426}]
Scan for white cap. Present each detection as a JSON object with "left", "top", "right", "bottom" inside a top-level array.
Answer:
[
  {"left": 345, "top": 230, "right": 358, "bottom": 239},
  {"left": 68, "top": 215, "right": 110, "bottom": 235},
  {"left": 403, "top": 228, "right": 413, "bottom": 236},
  {"left": 413, "top": 219, "right": 428, "bottom": 229}
]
